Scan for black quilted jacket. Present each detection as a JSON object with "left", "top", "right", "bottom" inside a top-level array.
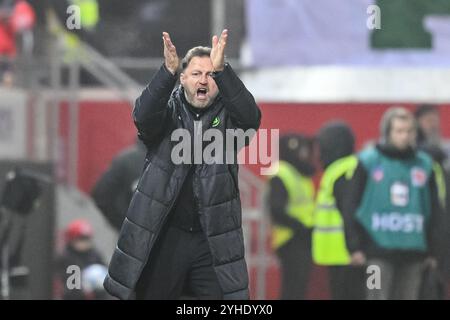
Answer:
[{"left": 103, "top": 63, "right": 261, "bottom": 299}]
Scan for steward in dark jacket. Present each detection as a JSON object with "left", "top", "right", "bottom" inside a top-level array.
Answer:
[
  {"left": 103, "top": 30, "right": 261, "bottom": 300},
  {"left": 314, "top": 121, "right": 365, "bottom": 300}
]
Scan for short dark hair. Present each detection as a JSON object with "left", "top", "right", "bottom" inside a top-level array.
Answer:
[
  {"left": 181, "top": 46, "right": 211, "bottom": 71},
  {"left": 414, "top": 104, "right": 439, "bottom": 119}
]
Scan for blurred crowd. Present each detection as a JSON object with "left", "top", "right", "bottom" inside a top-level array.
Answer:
[
  {"left": 266, "top": 104, "right": 450, "bottom": 300},
  {"left": 0, "top": 0, "right": 220, "bottom": 87}
]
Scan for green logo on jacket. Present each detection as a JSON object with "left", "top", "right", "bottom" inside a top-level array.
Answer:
[{"left": 212, "top": 116, "right": 220, "bottom": 127}]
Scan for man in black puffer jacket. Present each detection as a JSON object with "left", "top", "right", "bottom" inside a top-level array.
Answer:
[{"left": 103, "top": 29, "right": 261, "bottom": 300}]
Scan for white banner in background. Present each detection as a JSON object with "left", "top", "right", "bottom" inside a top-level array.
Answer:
[{"left": 246, "top": 0, "right": 450, "bottom": 67}]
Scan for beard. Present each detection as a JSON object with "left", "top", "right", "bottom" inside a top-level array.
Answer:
[{"left": 184, "top": 88, "right": 218, "bottom": 109}]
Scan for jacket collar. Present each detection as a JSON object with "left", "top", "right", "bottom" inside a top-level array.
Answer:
[
  {"left": 376, "top": 143, "right": 416, "bottom": 160},
  {"left": 174, "top": 86, "right": 224, "bottom": 131}
]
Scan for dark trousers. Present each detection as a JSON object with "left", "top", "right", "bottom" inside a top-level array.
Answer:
[
  {"left": 328, "top": 265, "right": 366, "bottom": 300},
  {"left": 365, "top": 258, "right": 423, "bottom": 300},
  {"left": 276, "top": 235, "right": 312, "bottom": 300},
  {"left": 134, "top": 225, "right": 223, "bottom": 300}
]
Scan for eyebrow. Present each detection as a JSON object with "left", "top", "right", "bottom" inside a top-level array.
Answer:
[{"left": 190, "top": 68, "right": 213, "bottom": 73}]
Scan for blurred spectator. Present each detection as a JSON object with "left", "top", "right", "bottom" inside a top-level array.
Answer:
[
  {"left": 55, "top": 219, "right": 104, "bottom": 300},
  {"left": 344, "top": 107, "right": 444, "bottom": 300},
  {"left": 0, "top": 0, "right": 17, "bottom": 85},
  {"left": 312, "top": 121, "right": 365, "bottom": 300},
  {"left": 266, "top": 133, "right": 316, "bottom": 299},
  {"left": 49, "top": 0, "right": 99, "bottom": 40},
  {"left": 415, "top": 104, "right": 448, "bottom": 167},
  {"left": 415, "top": 104, "right": 450, "bottom": 292},
  {"left": 46, "top": 0, "right": 100, "bottom": 85},
  {"left": 91, "top": 139, "right": 146, "bottom": 231},
  {"left": 0, "top": 0, "right": 35, "bottom": 86},
  {"left": 414, "top": 105, "right": 448, "bottom": 208},
  {"left": 49, "top": 0, "right": 100, "bottom": 54},
  {"left": 416, "top": 105, "right": 440, "bottom": 139}
]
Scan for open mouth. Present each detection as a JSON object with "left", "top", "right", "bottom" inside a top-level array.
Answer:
[{"left": 196, "top": 88, "right": 208, "bottom": 99}]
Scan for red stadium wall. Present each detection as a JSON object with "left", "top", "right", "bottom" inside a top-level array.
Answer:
[
  {"left": 245, "top": 103, "right": 450, "bottom": 177},
  {"left": 59, "top": 101, "right": 450, "bottom": 299},
  {"left": 58, "top": 101, "right": 137, "bottom": 192},
  {"left": 64, "top": 102, "right": 450, "bottom": 193},
  {"left": 260, "top": 103, "right": 450, "bottom": 147}
]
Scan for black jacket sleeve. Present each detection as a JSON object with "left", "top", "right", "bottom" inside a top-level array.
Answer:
[
  {"left": 133, "top": 64, "right": 178, "bottom": 146},
  {"left": 212, "top": 63, "right": 261, "bottom": 132},
  {"left": 341, "top": 162, "right": 368, "bottom": 253},
  {"left": 268, "top": 177, "right": 308, "bottom": 233},
  {"left": 426, "top": 171, "right": 445, "bottom": 258},
  {"left": 333, "top": 176, "right": 348, "bottom": 215}
]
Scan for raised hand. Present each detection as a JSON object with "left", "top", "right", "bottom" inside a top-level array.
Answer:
[
  {"left": 162, "top": 32, "right": 179, "bottom": 75},
  {"left": 210, "top": 29, "right": 228, "bottom": 72}
]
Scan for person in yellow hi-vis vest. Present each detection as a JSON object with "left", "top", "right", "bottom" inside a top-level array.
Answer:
[
  {"left": 312, "top": 121, "right": 365, "bottom": 300},
  {"left": 47, "top": 0, "right": 99, "bottom": 61},
  {"left": 266, "top": 134, "right": 316, "bottom": 299}
]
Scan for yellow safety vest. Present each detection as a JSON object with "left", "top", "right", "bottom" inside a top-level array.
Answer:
[
  {"left": 71, "top": 0, "right": 99, "bottom": 30},
  {"left": 47, "top": 1, "right": 98, "bottom": 62},
  {"left": 312, "top": 155, "right": 357, "bottom": 266},
  {"left": 432, "top": 161, "right": 447, "bottom": 210},
  {"left": 269, "top": 161, "right": 315, "bottom": 250}
]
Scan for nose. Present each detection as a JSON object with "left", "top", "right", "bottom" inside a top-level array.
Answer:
[{"left": 200, "top": 73, "right": 208, "bottom": 84}]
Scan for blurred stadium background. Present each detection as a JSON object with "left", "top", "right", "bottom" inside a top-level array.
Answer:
[{"left": 0, "top": 0, "right": 449, "bottom": 299}]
